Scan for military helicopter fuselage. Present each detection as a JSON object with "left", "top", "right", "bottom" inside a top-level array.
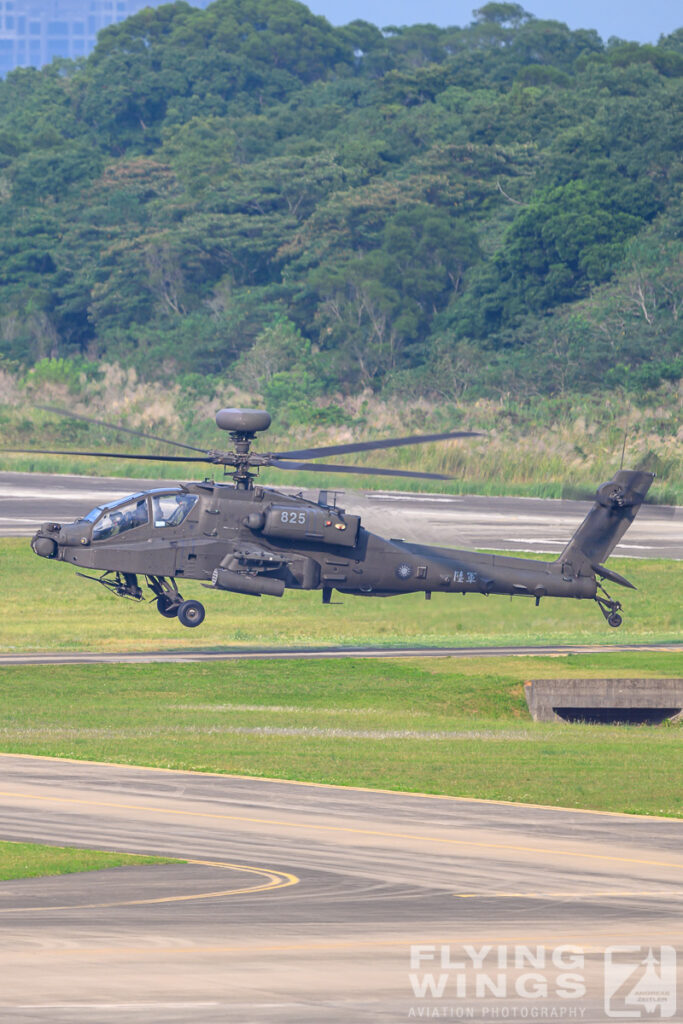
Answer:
[{"left": 26, "top": 408, "right": 654, "bottom": 629}]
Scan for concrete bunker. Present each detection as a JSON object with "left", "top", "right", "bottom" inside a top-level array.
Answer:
[{"left": 524, "top": 679, "right": 683, "bottom": 725}]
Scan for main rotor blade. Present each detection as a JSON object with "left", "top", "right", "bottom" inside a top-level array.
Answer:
[
  {"left": 1, "top": 448, "right": 212, "bottom": 463},
  {"left": 37, "top": 405, "right": 211, "bottom": 455},
  {"left": 269, "top": 459, "right": 454, "bottom": 480},
  {"left": 273, "top": 428, "right": 484, "bottom": 460}
]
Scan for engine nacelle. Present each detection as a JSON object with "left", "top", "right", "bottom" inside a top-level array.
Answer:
[{"left": 256, "top": 504, "right": 360, "bottom": 548}]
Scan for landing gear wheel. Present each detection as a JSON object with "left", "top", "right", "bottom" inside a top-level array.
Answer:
[
  {"left": 595, "top": 582, "right": 624, "bottom": 629},
  {"left": 156, "top": 594, "right": 179, "bottom": 618},
  {"left": 177, "top": 599, "right": 205, "bottom": 628}
]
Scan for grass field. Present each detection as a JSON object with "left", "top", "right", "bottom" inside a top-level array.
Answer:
[
  {"left": 0, "top": 840, "right": 177, "bottom": 881},
  {"left": 2, "top": 535, "right": 680, "bottom": 819},
  {"left": 0, "top": 653, "right": 681, "bottom": 817},
  {"left": 0, "top": 538, "right": 680, "bottom": 652}
]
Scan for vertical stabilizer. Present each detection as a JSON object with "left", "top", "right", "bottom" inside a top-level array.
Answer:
[{"left": 557, "top": 470, "right": 655, "bottom": 573}]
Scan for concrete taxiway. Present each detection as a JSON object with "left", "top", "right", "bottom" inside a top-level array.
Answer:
[
  {"left": 1, "top": 470, "right": 681, "bottom": 558},
  {"left": 0, "top": 754, "right": 682, "bottom": 1022}
]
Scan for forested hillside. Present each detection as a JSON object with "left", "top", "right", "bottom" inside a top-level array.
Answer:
[{"left": 0, "top": 1, "right": 681, "bottom": 497}]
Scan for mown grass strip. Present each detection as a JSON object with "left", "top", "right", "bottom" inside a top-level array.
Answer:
[
  {"left": 0, "top": 653, "right": 680, "bottom": 817},
  {"left": 0, "top": 840, "right": 180, "bottom": 881}
]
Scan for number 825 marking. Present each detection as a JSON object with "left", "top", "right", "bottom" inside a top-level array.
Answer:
[{"left": 281, "top": 510, "right": 306, "bottom": 525}]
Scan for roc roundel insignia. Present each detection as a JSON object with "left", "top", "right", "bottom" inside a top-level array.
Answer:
[{"left": 395, "top": 563, "right": 413, "bottom": 580}]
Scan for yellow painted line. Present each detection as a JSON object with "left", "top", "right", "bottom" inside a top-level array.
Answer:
[
  {"left": 0, "top": 858, "right": 298, "bottom": 914},
  {"left": 0, "top": 790, "right": 681, "bottom": 870},
  {"left": 1, "top": 750, "right": 680, "bottom": 821}
]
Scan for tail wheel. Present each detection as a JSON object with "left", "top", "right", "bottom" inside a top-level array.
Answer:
[
  {"left": 595, "top": 584, "right": 624, "bottom": 629},
  {"left": 156, "top": 594, "right": 180, "bottom": 618},
  {"left": 177, "top": 599, "right": 205, "bottom": 628}
]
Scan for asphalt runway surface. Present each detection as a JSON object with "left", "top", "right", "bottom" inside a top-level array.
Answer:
[
  {"left": 1, "top": 754, "right": 682, "bottom": 1023},
  {"left": 1, "top": 471, "right": 681, "bottom": 558}
]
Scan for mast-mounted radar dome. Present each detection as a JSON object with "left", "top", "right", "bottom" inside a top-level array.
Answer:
[{"left": 215, "top": 409, "right": 271, "bottom": 434}]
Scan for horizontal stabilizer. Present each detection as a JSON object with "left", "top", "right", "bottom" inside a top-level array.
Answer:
[{"left": 592, "top": 563, "right": 636, "bottom": 589}]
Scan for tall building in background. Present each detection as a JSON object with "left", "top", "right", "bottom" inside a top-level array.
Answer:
[{"left": 0, "top": 0, "right": 200, "bottom": 76}]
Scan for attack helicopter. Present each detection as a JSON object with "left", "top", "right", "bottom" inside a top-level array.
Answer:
[{"left": 19, "top": 407, "right": 652, "bottom": 629}]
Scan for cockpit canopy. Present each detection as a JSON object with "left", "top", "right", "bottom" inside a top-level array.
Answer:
[
  {"left": 81, "top": 489, "right": 198, "bottom": 541},
  {"left": 80, "top": 491, "right": 148, "bottom": 524},
  {"left": 152, "top": 492, "right": 198, "bottom": 528},
  {"left": 93, "top": 496, "right": 149, "bottom": 541}
]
